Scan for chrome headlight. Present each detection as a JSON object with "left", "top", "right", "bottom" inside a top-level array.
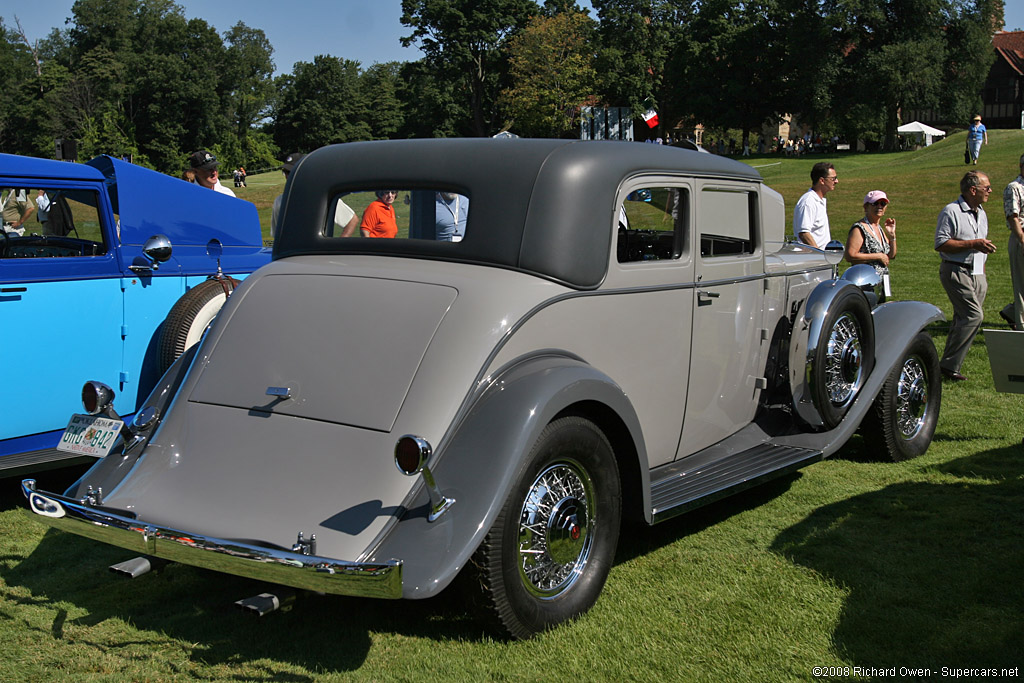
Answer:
[
  {"left": 842, "top": 263, "right": 882, "bottom": 306},
  {"left": 82, "top": 381, "right": 115, "bottom": 415}
]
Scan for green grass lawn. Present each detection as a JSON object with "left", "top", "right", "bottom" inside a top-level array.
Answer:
[{"left": 1, "top": 134, "right": 1022, "bottom": 681}]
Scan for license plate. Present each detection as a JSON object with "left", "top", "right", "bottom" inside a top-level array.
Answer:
[{"left": 56, "top": 414, "right": 124, "bottom": 457}]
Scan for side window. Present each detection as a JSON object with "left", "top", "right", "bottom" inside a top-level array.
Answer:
[
  {"left": 699, "top": 188, "right": 756, "bottom": 257},
  {"left": 324, "top": 189, "right": 470, "bottom": 241},
  {"left": 617, "top": 187, "right": 689, "bottom": 263},
  {"left": 1, "top": 187, "right": 107, "bottom": 258}
]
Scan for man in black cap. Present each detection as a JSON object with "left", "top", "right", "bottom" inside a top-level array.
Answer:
[
  {"left": 272, "top": 152, "right": 358, "bottom": 240},
  {"left": 188, "top": 150, "right": 235, "bottom": 197}
]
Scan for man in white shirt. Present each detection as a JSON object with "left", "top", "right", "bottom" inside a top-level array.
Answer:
[
  {"left": 272, "top": 152, "right": 358, "bottom": 240},
  {"left": 793, "top": 162, "right": 838, "bottom": 248},
  {"left": 188, "top": 150, "right": 235, "bottom": 197}
]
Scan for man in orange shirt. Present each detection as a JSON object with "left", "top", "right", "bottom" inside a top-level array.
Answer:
[{"left": 361, "top": 190, "right": 399, "bottom": 238}]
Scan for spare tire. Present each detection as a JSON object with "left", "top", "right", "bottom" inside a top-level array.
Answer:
[
  {"left": 157, "top": 279, "right": 234, "bottom": 373},
  {"left": 810, "top": 286, "right": 874, "bottom": 429}
]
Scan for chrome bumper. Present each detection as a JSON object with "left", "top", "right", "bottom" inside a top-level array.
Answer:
[{"left": 22, "top": 479, "right": 402, "bottom": 599}]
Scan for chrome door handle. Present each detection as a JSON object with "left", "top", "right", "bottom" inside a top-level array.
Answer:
[{"left": 698, "top": 290, "right": 720, "bottom": 299}]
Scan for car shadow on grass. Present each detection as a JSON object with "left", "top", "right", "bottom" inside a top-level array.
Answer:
[
  {"left": 616, "top": 473, "right": 802, "bottom": 564},
  {"left": 0, "top": 495, "right": 495, "bottom": 675},
  {"left": 770, "top": 445, "right": 1024, "bottom": 667}
]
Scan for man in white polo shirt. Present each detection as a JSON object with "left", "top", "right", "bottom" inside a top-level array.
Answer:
[{"left": 793, "top": 162, "right": 838, "bottom": 248}]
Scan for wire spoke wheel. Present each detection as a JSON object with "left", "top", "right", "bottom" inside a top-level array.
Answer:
[
  {"left": 517, "top": 461, "right": 596, "bottom": 598},
  {"left": 863, "top": 331, "right": 940, "bottom": 461},
  {"left": 825, "top": 312, "right": 864, "bottom": 406},
  {"left": 895, "top": 356, "right": 929, "bottom": 440},
  {"left": 475, "top": 416, "right": 620, "bottom": 639}
]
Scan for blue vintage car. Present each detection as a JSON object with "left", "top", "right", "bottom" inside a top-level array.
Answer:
[{"left": 0, "top": 153, "right": 269, "bottom": 475}]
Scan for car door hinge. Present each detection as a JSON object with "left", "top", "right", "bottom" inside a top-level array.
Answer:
[
  {"left": 121, "top": 325, "right": 129, "bottom": 338},
  {"left": 119, "top": 371, "right": 130, "bottom": 384},
  {"left": 120, "top": 277, "right": 131, "bottom": 291}
]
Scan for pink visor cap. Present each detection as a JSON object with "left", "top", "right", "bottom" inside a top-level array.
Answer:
[{"left": 864, "top": 190, "right": 889, "bottom": 205}]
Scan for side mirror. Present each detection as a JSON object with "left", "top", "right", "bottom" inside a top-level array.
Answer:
[{"left": 141, "top": 234, "right": 173, "bottom": 270}]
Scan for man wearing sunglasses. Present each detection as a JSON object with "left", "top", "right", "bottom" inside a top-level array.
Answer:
[
  {"left": 935, "top": 171, "right": 997, "bottom": 381},
  {"left": 361, "top": 189, "right": 399, "bottom": 238},
  {"left": 794, "top": 161, "right": 838, "bottom": 249}
]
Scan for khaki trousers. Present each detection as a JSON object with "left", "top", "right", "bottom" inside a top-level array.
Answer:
[
  {"left": 939, "top": 261, "right": 987, "bottom": 373},
  {"left": 1000, "top": 235, "right": 1024, "bottom": 328}
]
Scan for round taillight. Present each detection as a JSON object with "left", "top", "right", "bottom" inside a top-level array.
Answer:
[
  {"left": 82, "top": 381, "right": 115, "bottom": 415},
  {"left": 395, "top": 435, "right": 430, "bottom": 476}
]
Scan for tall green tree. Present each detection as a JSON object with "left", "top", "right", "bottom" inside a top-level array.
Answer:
[
  {"left": 362, "top": 62, "right": 406, "bottom": 139},
  {"left": 272, "top": 56, "right": 371, "bottom": 153},
  {"left": 823, "top": 0, "right": 997, "bottom": 148},
  {"left": 0, "top": 18, "right": 43, "bottom": 154},
  {"left": 682, "top": 0, "right": 789, "bottom": 149},
  {"left": 499, "top": 10, "right": 597, "bottom": 137},
  {"left": 938, "top": 0, "right": 1000, "bottom": 124},
  {"left": 400, "top": 0, "right": 539, "bottom": 136},
  {"left": 223, "top": 22, "right": 277, "bottom": 166},
  {"left": 590, "top": 0, "right": 691, "bottom": 136}
]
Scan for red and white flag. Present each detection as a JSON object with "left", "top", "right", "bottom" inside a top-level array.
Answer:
[{"left": 642, "top": 108, "right": 659, "bottom": 128}]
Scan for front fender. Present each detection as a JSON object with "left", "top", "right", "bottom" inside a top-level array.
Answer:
[
  {"left": 780, "top": 299, "right": 944, "bottom": 456},
  {"left": 364, "top": 353, "right": 648, "bottom": 599},
  {"left": 789, "top": 279, "right": 874, "bottom": 427}
]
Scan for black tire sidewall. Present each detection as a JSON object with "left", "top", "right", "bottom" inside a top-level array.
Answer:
[
  {"left": 494, "top": 416, "right": 621, "bottom": 637},
  {"left": 157, "top": 279, "right": 229, "bottom": 373},
  {"left": 813, "top": 287, "right": 875, "bottom": 429},
  {"left": 876, "top": 332, "right": 941, "bottom": 460}
]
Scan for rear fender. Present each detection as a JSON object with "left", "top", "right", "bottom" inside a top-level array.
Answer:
[
  {"left": 364, "top": 353, "right": 648, "bottom": 599},
  {"left": 64, "top": 343, "right": 199, "bottom": 501}
]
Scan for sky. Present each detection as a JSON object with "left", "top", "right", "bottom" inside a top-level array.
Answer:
[{"left": 6, "top": 0, "right": 1024, "bottom": 77}]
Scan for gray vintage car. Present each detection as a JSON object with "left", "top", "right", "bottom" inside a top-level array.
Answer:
[{"left": 23, "top": 139, "right": 943, "bottom": 638}]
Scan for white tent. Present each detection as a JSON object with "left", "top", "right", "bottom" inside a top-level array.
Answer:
[{"left": 897, "top": 121, "right": 946, "bottom": 146}]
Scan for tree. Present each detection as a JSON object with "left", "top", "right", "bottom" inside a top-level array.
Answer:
[
  {"left": 590, "top": 0, "right": 692, "bottom": 137},
  {"left": 272, "top": 56, "right": 371, "bottom": 153},
  {"left": 821, "top": 0, "right": 997, "bottom": 149},
  {"left": 938, "top": 0, "right": 1000, "bottom": 124},
  {"left": 499, "top": 10, "right": 597, "bottom": 137},
  {"left": 401, "top": 0, "right": 539, "bottom": 136},
  {"left": 223, "top": 22, "right": 277, "bottom": 166},
  {"left": 681, "top": 0, "right": 789, "bottom": 149},
  {"left": 362, "top": 62, "right": 405, "bottom": 139}
]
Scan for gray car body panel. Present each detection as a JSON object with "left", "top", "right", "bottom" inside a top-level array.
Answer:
[
  {"left": 26, "top": 139, "right": 943, "bottom": 606},
  {"left": 365, "top": 354, "right": 646, "bottom": 598}
]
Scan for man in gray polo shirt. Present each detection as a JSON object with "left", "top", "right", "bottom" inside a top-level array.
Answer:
[{"left": 935, "top": 171, "right": 997, "bottom": 381}]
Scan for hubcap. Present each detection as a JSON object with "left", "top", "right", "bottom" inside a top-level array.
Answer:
[
  {"left": 826, "top": 313, "right": 863, "bottom": 406},
  {"left": 518, "top": 462, "right": 596, "bottom": 598},
  {"left": 896, "top": 356, "right": 929, "bottom": 439}
]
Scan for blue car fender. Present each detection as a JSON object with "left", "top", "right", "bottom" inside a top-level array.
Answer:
[{"left": 364, "top": 353, "right": 648, "bottom": 599}]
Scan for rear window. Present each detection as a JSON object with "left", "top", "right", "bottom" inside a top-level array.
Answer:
[{"left": 324, "top": 189, "right": 469, "bottom": 242}]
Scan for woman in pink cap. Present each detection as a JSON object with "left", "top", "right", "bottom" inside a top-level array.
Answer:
[{"left": 845, "top": 190, "right": 897, "bottom": 289}]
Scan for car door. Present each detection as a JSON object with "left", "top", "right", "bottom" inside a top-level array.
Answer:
[
  {"left": 603, "top": 181, "right": 696, "bottom": 468},
  {"left": 0, "top": 183, "right": 123, "bottom": 444},
  {"left": 676, "top": 181, "right": 766, "bottom": 456}
]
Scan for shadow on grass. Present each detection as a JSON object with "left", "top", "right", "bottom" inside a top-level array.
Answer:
[
  {"left": 0, "top": 466, "right": 803, "bottom": 672},
  {"left": 0, "top": 483, "right": 492, "bottom": 676},
  {"left": 616, "top": 473, "right": 801, "bottom": 564},
  {"left": 771, "top": 446, "right": 1024, "bottom": 667}
]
